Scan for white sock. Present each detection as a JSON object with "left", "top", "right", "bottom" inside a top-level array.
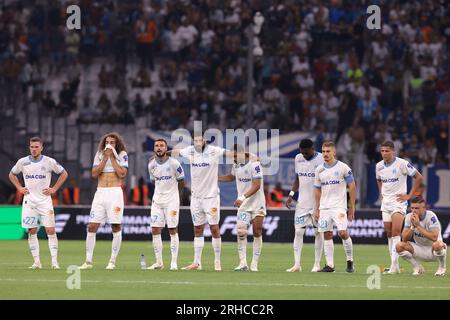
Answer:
[
  {"left": 212, "top": 237, "right": 221, "bottom": 263},
  {"left": 86, "top": 232, "right": 96, "bottom": 263},
  {"left": 110, "top": 230, "right": 122, "bottom": 264},
  {"left": 388, "top": 237, "right": 393, "bottom": 258},
  {"left": 47, "top": 234, "right": 58, "bottom": 265},
  {"left": 152, "top": 233, "right": 163, "bottom": 265},
  {"left": 324, "top": 239, "right": 334, "bottom": 268},
  {"left": 293, "top": 228, "right": 305, "bottom": 267},
  {"left": 237, "top": 235, "right": 248, "bottom": 266},
  {"left": 194, "top": 237, "right": 204, "bottom": 265},
  {"left": 398, "top": 250, "right": 419, "bottom": 268},
  {"left": 342, "top": 237, "right": 353, "bottom": 261},
  {"left": 314, "top": 230, "right": 324, "bottom": 266},
  {"left": 437, "top": 253, "right": 446, "bottom": 269},
  {"left": 391, "top": 236, "right": 400, "bottom": 269},
  {"left": 28, "top": 233, "right": 40, "bottom": 264},
  {"left": 252, "top": 236, "right": 263, "bottom": 265},
  {"left": 170, "top": 233, "right": 179, "bottom": 265}
]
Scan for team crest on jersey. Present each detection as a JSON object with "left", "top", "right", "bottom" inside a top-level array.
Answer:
[
  {"left": 166, "top": 167, "right": 171, "bottom": 172},
  {"left": 244, "top": 170, "right": 249, "bottom": 175},
  {"left": 211, "top": 208, "right": 218, "bottom": 215},
  {"left": 334, "top": 171, "right": 339, "bottom": 177},
  {"left": 392, "top": 168, "right": 397, "bottom": 174},
  {"left": 41, "top": 166, "right": 46, "bottom": 171}
]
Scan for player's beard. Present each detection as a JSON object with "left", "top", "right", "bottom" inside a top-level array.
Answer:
[{"left": 156, "top": 151, "right": 166, "bottom": 158}]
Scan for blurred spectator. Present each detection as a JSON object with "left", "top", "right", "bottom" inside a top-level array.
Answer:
[
  {"left": 62, "top": 178, "right": 80, "bottom": 205},
  {"left": 130, "top": 177, "right": 149, "bottom": 206}
]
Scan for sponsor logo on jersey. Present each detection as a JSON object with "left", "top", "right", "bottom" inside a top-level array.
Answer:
[
  {"left": 155, "top": 176, "right": 172, "bottom": 181},
  {"left": 382, "top": 178, "right": 399, "bottom": 183},
  {"left": 177, "top": 166, "right": 183, "bottom": 174},
  {"left": 192, "top": 162, "right": 210, "bottom": 167},
  {"left": 298, "top": 172, "right": 315, "bottom": 177},
  {"left": 321, "top": 180, "right": 340, "bottom": 186},
  {"left": 25, "top": 174, "right": 46, "bottom": 179},
  {"left": 123, "top": 155, "right": 128, "bottom": 162},
  {"left": 255, "top": 166, "right": 261, "bottom": 174}
]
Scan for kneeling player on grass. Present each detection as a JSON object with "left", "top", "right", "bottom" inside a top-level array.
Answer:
[
  {"left": 396, "top": 196, "right": 446, "bottom": 276},
  {"left": 219, "top": 144, "right": 265, "bottom": 272},
  {"left": 147, "top": 139, "right": 185, "bottom": 270}
]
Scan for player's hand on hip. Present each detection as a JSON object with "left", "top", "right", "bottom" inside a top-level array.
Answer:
[
  {"left": 348, "top": 207, "right": 355, "bottom": 222},
  {"left": 42, "top": 187, "right": 56, "bottom": 196},
  {"left": 234, "top": 199, "right": 243, "bottom": 208},
  {"left": 19, "top": 187, "right": 30, "bottom": 195},
  {"left": 396, "top": 194, "right": 410, "bottom": 202},
  {"left": 286, "top": 197, "right": 293, "bottom": 209},
  {"left": 313, "top": 209, "right": 320, "bottom": 222}
]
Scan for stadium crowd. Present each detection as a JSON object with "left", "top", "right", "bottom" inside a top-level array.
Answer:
[{"left": 0, "top": 0, "right": 449, "bottom": 167}]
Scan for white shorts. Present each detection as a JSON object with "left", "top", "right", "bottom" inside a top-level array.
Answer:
[
  {"left": 381, "top": 201, "right": 407, "bottom": 222},
  {"left": 318, "top": 208, "right": 348, "bottom": 232},
  {"left": 295, "top": 207, "right": 318, "bottom": 229},
  {"left": 190, "top": 195, "right": 220, "bottom": 226},
  {"left": 237, "top": 209, "right": 266, "bottom": 227},
  {"left": 89, "top": 187, "right": 124, "bottom": 225},
  {"left": 411, "top": 242, "right": 436, "bottom": 262},
  {"left": 21, "top": 197, "right": 55, "bottom": 228},
  {"left": 151, "top": 197, "right": 180, "bottom": 229}
]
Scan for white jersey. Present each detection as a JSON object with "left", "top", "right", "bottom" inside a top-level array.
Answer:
[
  {"left": 231, "top": 160, "right": 265, "bottom": 212},
  {"left": 10, "top": 155, "right": 65, "bottom": 203},
  {"left": 314, "top": 160, "right": 354, "bottom": 210},
  {"left": 295, "top": 152, "right": 324, "bottom": 209},
  {"left": 93, "top": 150, "right": 129, "bottom": 173},
  {"left": 179, "top": 145, "right": 225, "bottom": 198},
  {"left": 404, "top": 210, "right": 442, "bottom": 247},
  {"left": 376, "top": 157, "right": 417, "bottom": 208},
  {"left": 148, "top": 157, "right": 185, "bottom": 205}
]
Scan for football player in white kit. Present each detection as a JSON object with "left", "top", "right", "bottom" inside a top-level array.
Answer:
[
  {"left": 376, "top": 141, "right": 423, "bottom": 274},
  {"left": 396, "top": 196, "right": 446, "bottom": 276},
  {"left": 79, "top": 133, "right": 128, "bottom": 270},
  {"left": 219, "top": 144, "right": 266, "bottom": 272},
  {"left": 286, "top": 139, "right": 324, "bottom": 272},
  {"left": 9, "top": 137, "right": 68, "bottom": 269},
  {"left": 147, "top": 139, "right": 185, "bottom": 270},
  {"left": 313, "top": 141, "right": 356, "bottom": 273},
  {"left": 170, "top": 133, "right": 240, "bottom": 271}
]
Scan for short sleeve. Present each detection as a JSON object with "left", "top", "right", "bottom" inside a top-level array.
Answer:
[
  {"left": 50, "top": 158, "right": 65, "bottom": 174},
  {"left": 343, "top": 164, "right": 354, "bottom": 184},
  {"left": 375, "top": 163, "right": 381, "bottom": 180},
  {"left": 173, "top": 159, "right": 185, "bottom": 181},
  {"left": 428, "top": 214, "right": 441, "bottom": 230},
  {"left": 120, "top": 152, "right": 129, "bottom": 168},
  {"left": 401, "top": 160, "right": 417, "bottom": 177},
  {"left": 231, "top": 165, "right": 236, "bottom": 176},
  {"left": 314, "top": 167, "right": 321, "bottom": 188},
  {"left": 11, "top": 159, "right": 23, "bottom": 175},
  {"left": 252, "top": 161, "right": 263, "bottom": 180},
  {"left": 148, "top": 161, "right": 156, "bottom": 181}
]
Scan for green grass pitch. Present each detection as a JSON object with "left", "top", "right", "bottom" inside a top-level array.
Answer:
[{"left": 0, "top": 240, "right": 449, "bottom": 299}]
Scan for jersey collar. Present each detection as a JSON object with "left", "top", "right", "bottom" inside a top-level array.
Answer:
[
  {"left": 384, "top": 157, "right": 397, "bottom": 167},
  {"left": 324, "top": 160, "right": 338, "bottom": 169},
  {"left": 28, "top": 155, "right": 44, "bottom": 163}
]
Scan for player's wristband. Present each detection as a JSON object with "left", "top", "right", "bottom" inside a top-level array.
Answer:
[
  {"left": 289, "top": 191, "right": 295, "bottom": 197},
  {"left": 238, "top": 195, "right": 246, "bottom": 202}
]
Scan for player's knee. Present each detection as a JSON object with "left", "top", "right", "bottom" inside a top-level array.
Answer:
[
  {"left": 432, "top": 242, "right": 446, "bottom": 256},
  {"left": 210, "top": 224, "right": 220, "bottom": 237},
  {"left": 28, "top": 228, "right": 37, "bottom": 235},
  {"left": 338, "top": 230, "right": 348, "bottom": 239},
  {"left": 168, "top": 228, "right": 177, "bottom": 236},
  {"left": 111, "top": 224, "right": 121, "bottom": 233},
  {"left": 87, "top": 223, "right": 99, "bottom": 233},
  {"left": 45, "top": 227, "right": 56, "bottom": 236},
  {"left": 396, "top": 241, "right": 406, "bottom": 253},
  {"left": 324, "top": 231, "right": 333, "bottom": 240}
]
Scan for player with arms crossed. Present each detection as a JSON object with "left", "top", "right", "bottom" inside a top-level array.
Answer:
[
  {"left": 79, "top": 132, "right": 128, "bottom": 270},
  {"left": 396, "top": 196, "right": 446, "bottom": 276},
  {"left": 376, "top": 141, "right": 423, "bottom": 274},
  {"left": 9, "top": 137, "right": 68, "bottom": 269},
  {"left": 219, "top": 144, "right": 266, "bottom": 272},
  {"left": 286, "top": 139, "right": 324, "bottom": 272},
  {"left": 313, "top": 141, "right": 356, "bottom": 273},
  {"left": 147, "top": 139, "right": 185, "bottom": 270}
]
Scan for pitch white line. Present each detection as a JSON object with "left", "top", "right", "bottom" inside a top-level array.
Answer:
[{"left": 1, "top": 278, "right": 449, "bottom": 290}]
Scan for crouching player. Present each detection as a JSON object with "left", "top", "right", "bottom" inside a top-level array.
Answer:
[
  {"left": 396, "top": 196, "right": 446, "bottom": 276},
  {"left": 219, "top": 145, "right": 266, "bottom": 272}
]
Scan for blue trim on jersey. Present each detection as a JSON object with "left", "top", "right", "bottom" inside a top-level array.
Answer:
[
  {"left": 409, "top": 170, "right": 417, "bottom": 178},
  {"left": 155, "top": 157, "right": 170, "bottom": 165},
  {"left": 28, "top": 155, "right": 44, "bottom": 163},
  {"left": 345, "top": 174, "right": 354, "bottom": 184},
  {"left": 309, "top": 152, "right": 319, "bottom": 161},
  {"left": 176, "top": 177, "right": 185, "bottom": 181},
  {"left": 420, "top": 211, "right": 427, "bottom": 222},
  {"left": 252, "top": 177, "right": 263, "bottom": 180},
  {"left": 324, "top": 160, "right": 338, "bottom": 169},
  {"left": 404, "top": 223, "right": 411, "bottom": 228},
  {"left": 314, "top": 185, "right": 321, "bottom": 189},
  {"left": 121, "top": 165, "right": 128, "bottom": 168},
  {"left": 383, "top": 157, "right": 397, "bottom": 168}
]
